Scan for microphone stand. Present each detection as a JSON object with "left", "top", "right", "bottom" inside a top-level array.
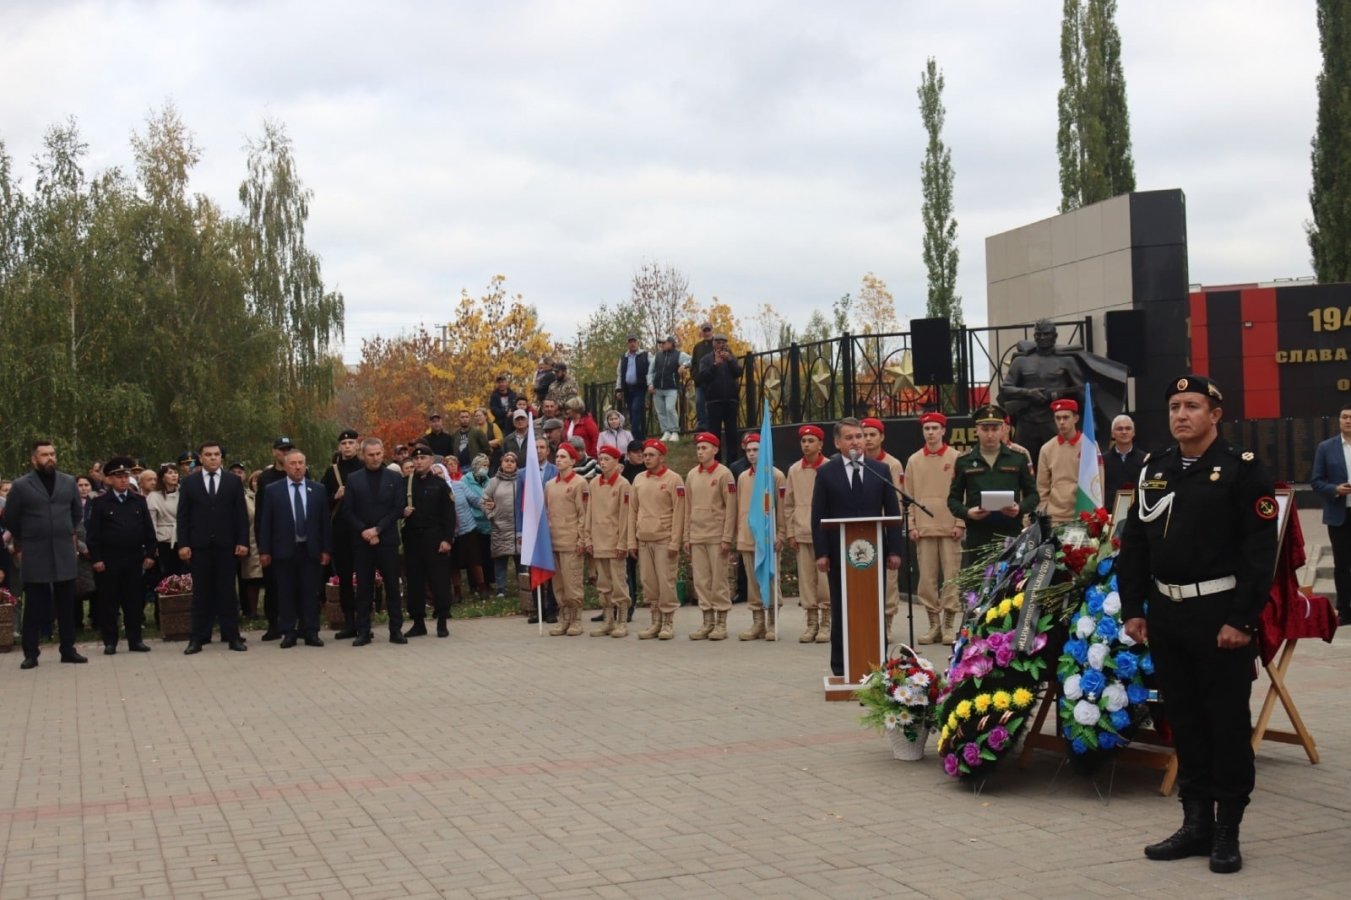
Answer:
[{"left": 851, "top": 452, "right": 933, "bottom": 649}]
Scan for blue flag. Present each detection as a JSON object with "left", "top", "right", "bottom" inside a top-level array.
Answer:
[{"left": 748, "top": 398, "right": 776, "bottom": 608}]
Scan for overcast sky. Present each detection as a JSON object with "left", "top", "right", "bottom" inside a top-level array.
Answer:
[{"left": 0, "top": 1, "right": 1321, "bottom": 361}]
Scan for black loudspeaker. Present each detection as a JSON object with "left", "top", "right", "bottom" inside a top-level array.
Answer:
[
  {"left": 1105, "top": 309, "right": 1147, "bottom": 376},
  {"left": 909, "top": 317, "right": 955, "bottom": 385}
]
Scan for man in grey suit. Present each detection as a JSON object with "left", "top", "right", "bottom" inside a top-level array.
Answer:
[
  {"left": 6, "top": 440, "right": 87, "bottom": 669},
  {"left": 1311, "top": 403, "right": 1351, "bottom": 622}
]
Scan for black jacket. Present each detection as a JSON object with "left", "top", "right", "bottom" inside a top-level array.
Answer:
[
  {"left": 1103, "top": 445, "right": 1147, "bottom": 492},
  {"left": 342, "top": 466, "right": 406, "bottom": 547},
  {"left": 86, "top": 491, "right": 156, "bottom": 564},
  {"left": 809, "top": 454, "right": 903, "bottom": 560},
  {"left": 320, "top": 454, "right": 365, "bottom": 532},
  {"left": 401, "top": 472, "right": 457, "bottom": 543},
  {"left": 486, "top": 388, "right": 521, "bottom": 431},
  {"left": 176, "top": 468, "right": 249, "bottom": 550},
  {"left": 696, "top": 350, "right": 742, "bottom": 401}
]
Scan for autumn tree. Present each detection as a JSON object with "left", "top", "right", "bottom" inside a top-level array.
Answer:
[
  {"left": 569, "top": 300, "right": 646, "bottom": 388},
  {"left": 854, "top": 273, "right": 899, "bottom": 335},
  {"left": 749, "top": 302, "right": 787, "bottom": 351},
  {"left": 674, "top": 295, "right": 751, "bottom": 359},
  {"left": 630, "top": 262, "right": 691, "bottom": 347},
  {"left": 1308, "top": 0, "right": 1351, "bottom": 281},
  {"left": 918, "top": 57, "right": 962, "bottom": 326},
  {"left": 1057, "top": 0, "right": 1136, "bottom": 212},
  {"left": 347, "top": 327, "right": 454, "bottom": 445}
]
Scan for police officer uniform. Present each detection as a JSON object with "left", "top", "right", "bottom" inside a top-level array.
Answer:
[
  {"left": 321, "top": 429, "right": 364, "bottom": 638},
  {"left": 683, "top": 432, "right": 737, "bottom": 641},
  {"left": 1117, "top": 374, "right": 1276, "bottom": 874},
  {"left": 947, "top": 404, "right": 1040, "bottom": 556},
  {"left": 401, "top": 445, "right": 457, "bottom": 638},
  {"left": 87, "top": 457, "right": 157, "bottom": 653}
]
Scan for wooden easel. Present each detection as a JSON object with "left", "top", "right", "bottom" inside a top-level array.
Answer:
[{"left": 1250, "top": 637, "right": 1320, "bottom": 763}]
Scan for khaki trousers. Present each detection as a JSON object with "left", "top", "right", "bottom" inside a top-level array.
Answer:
[
  {"left": 553, "top": 551, "right": 584, "bottom": 609},
  {"left": 638, "top": 540, "right": 679, "bottom": 614},
  {"left": 690, "top": 542, "right": 731, "bottom": 612},
  {"left": 594, "top": 555, "right": 630, "bottom": 609},
  {"left": 915, "top": 536, "right": 962, "bottom": 614},
  {"left": 794, "top": 541, "right": 822, "bottom": 610},
  {"left": 740, "top": 551, "right": 775, "bottom": 608}
]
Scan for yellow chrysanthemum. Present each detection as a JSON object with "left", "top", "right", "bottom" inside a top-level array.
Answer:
[
  {"left": 955, "top": 700, "right": 973, "bottom": 719},
  {"left": 1012, "top": 687, "right": 1035, "bottom": 709},
  {"left": 998, "top": 599, "right": 1012, "bottom": 617},
  {"left": 985, "top": 607, "right": 999, "bottom": 623},
  {"left": 973, "top": 694, "right": 992, "bottom": 714},
  {"left": 993, "top": 690, "right": 1013, "bottom": 711},
  {"left": 1012, "top": 593, "right": 1024, "bottom": 609},
  {"left": 940, "top": 725, "right": 950, "bottom": 743},
  {"left": 947, "top": 713, "right": 958, "bottom": 731}
]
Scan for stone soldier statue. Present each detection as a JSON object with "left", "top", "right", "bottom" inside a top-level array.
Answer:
[{"left": 998, "top": 319, "right": 1085, "bottom": 456}]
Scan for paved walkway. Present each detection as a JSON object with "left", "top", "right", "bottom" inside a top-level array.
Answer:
[{"left": 2, "top": 607, "right": 1348, "bottom": 899}]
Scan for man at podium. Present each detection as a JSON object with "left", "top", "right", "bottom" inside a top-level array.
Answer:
[{"left": 810, "top": 417, "right": 902, "bottom": 678}]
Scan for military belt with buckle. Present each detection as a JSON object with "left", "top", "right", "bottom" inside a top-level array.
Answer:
[{"left": 1154, "top": 575, "right": 1237, "bottom": 602}]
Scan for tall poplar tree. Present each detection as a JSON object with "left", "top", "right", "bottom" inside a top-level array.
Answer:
[
  {"left": 1308, "top": 0, "right": 1351, "bottom": 282},
  {"left": 917, "top": 57, "right": 962, "bottom": 327},
  {"left": 1057, "top": 0, "right": 1136, "bottom": 212}
]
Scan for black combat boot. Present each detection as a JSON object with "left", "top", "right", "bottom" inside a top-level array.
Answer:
[
  {"left": 1209, "top": 801, "right": 1244, "bottom": 874},
  {"left": 1144, "top": 798, "right": 1214, "bottom": 861}
]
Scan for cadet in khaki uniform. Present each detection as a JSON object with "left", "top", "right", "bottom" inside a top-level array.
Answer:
[
  {"left": 1035, "top": 398, "right": 1103, "bottom": 524},
  {"left": 783, "top": 424, "right": 828, "bottom": 643},
  {"left": 545, "top": 443, "right": 588, "bottom": 636},
  {"left": 861, "top": 417, "right": 905, "bottom": 637},
  {"left": 904, "top": 412, "right": 964, "bottom": 644},
  {"left": 734, "top": 433, "right": 787, "bottom": 641},
  {"left": 683, "top": 432, "right": 737, "bottom": 640},
  {"left": 585, "top": 446, "right": 633, "bottom": 637},
  {"left": 629, "top": 438, "right": 686, "bottom": 640}
]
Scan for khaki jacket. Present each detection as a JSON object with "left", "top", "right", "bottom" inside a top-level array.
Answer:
[{"left": 684, "top": 462, "right": 737, "bottom": 545}]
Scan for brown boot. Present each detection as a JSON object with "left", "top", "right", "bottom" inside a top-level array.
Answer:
[
  {"left": 658, "top": 611, "right": 675, "bottom": 640},
  {"left": 941, "top": 610, "right": 958, "bottom": 644},
  {"left": 815, "top": 606, "right": 831, "bottom": 643},
  {"left": 765, "top": 605, "right": 777, "bottom": 641},
  {"left": 591, "top": 606, "right": 615, "bottom": 637},
  {"left": 799, "top": 608, "right": 819, "bottom": 643},
  {"left": 709, "top": 610, "right": 728, "bottom": 641},
  {"left": 549, "top": 607, "right": 570, "bottom": 636},
  {"left": 638, "top": 606, "right": 662, "bottom": 640},
  {"left": 565, "top": 606, "right": 584, "bottom": 636},
  {"left": 689, "top": 608, "right": 714, "bottom": 640},
  {"left": 921, "top": 610, "right": 942, "bottom": 644},
  {"left": 610, "top": 604, "right": 629, "bottom": 638},
  {"left": 739, "top": 606, "right": 766, "bottom": 640}
]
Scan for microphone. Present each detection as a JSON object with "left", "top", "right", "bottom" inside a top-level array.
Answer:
[{"left": 848, "top": 448, "right": 934, "bottom": 518}]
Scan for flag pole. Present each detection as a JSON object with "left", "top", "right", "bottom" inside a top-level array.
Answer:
[{"left": 536, "top": 584, "right": 543, "bottom": 636}]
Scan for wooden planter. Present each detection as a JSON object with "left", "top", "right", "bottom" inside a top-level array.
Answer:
[
  {"left": 0, "top": 602, "right": 15, "bottom": 653},
  {"left": 323, "top": 584, "right": 345, "bottom": 629},
  {"left": 158, "top": 592, "right": 192, "bottom": 641}
]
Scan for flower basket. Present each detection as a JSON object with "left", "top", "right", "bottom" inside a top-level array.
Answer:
[
  {"left": 323, "top": 583, "right": 345, "bottom": 629},
  {"left": 155, "top": 574, "right": 193, "bottom": 641},
  {"left": 0, "top": 592, "right": 17, "bottom": 653},
  {"left": 888, "top": 725, "right": 930, "bottom": 760}
]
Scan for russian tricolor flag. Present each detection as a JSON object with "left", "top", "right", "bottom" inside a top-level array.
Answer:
[{"left": 519, "top": 414, "right": 555, "bottom": 589}]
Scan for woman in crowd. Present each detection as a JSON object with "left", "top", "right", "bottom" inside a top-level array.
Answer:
[
  {"left": 464, "top": 453, "right": 496, "bottom": 585},
  {"left": 434, "top": 460, "right": 489, "bottom": 605},
  {"left": 74, "top": 474, "right": 97, "bottom": 630},
  {"left": 482, "top": 451, "right": 520, "bottom": 598},
  {"left": 147, "top": 465, "right": 184, "bottom": 577},
  {"left": 240, "top": 470, "right": 265, "bottom": 619},
  {"left": 473, "top": 407, "right": 503, "bottom": 471},
  {"left": 597, "top": 409, "right": 634, "bottom": 455},
  {"left": 562, "top": 397, "right": 599, "bottom": 459}
]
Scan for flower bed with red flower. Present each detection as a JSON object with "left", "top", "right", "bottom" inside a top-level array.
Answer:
[{"left": 154, "top": 574, "right": 193, "bottom": 595}]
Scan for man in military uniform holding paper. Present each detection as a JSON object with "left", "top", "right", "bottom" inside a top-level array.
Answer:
[
  {"left": 1118, "top": 375, "right": 1277, "bottom": 875},
  {"left": 947, "top": 404, "right": 1039, "bottom": 560}
]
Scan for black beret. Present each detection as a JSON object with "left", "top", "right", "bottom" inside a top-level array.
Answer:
[
  {"left": 409, "top": 444, "right": 435, "bottom": 458},
  {"left": 337, "top": 428, "right": 359, "bottom": 442},
  {"left": 1166, "top": 374, "right": 1223, "bottom": 403}
]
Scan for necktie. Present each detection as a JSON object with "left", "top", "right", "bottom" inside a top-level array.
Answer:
[
  {"left": 208, "top": 472, "right": 216, "bottom": 497},
  {"left": 117, "top": 492, "right": 126, "bottom": 503},
  {"left": 293, "top": 482, "right": 307, "bottom": 540},
  {"left": 851, "top": 463, "right": 862, "bottom": 496}
]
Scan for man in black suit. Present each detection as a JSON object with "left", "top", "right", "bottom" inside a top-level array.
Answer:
[
  {"left": 401, "top": 444, "right": 456, "bottom": 638},
  {"left": 258, "top": 449, "right": 332, "bottom": 648},
  {"left": 343, "top": 437, "right": 407, "bottom": 646},
  {"left": 176, "top": 441, "right": 249, "bottom": 654},
  {"left": 86, "top": 456, "right": 157, "bottom": 654},
  {"left": 810, "top": 417, "right": 903, "bottom": 677}
]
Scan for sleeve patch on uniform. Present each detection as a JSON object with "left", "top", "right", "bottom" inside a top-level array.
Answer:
[
  {"left": 777, "top": 485, "right": 786, "bottom": 498},
  {"left": 727, "top": 481, "right": 736, "bottom": 493},
  {"left": 1255, "top": 496, "right": 1277, "bottom": 520},
  {"left": 675, "top": 484, "right": 685, "bottom": 497}
]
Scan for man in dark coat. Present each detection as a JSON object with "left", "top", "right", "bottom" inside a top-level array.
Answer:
[
  {"left": 320, "top": 428, "right": 364, "bottom": 638},
  {"left": 343, "top": 437, "right": 407, "bottom": 645},
  {"left": 696, "top": 333, "right": 743, "bottom": 463},
  {"left": 486, "top": 375, "right": 520, "bottom": 433},
  {"left": 401, "top": 444, "right": 457, "bottom": 638},
  {"left": 176, "top": 441, "right": 250, "bottom": 654},
  {"left": 615, "top": 334, "right": 651, "bottom": 442},
  {"left": 86, "top": 456, "right": 157, "bottom": 654},
  {"left": 810, "top": 418, "right": 903, "bottom": 677},
  {"left": 258, "top": 449, "right": 332, "bottom": 647},
  {"left": 8, "top": 440, "right": 87, "bottom": 668}
]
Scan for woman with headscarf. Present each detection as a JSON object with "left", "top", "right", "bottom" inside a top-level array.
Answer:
[
  {"left": 481, "top": 451, "right": 520, "bottom": 598},
  {"left": 597, "top": 408, "right": 634, "bottom": 455},
  {"left": 433, "top": 460, "right": 489, "bottom": 605}
]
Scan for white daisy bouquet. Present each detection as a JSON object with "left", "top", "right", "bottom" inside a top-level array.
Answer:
[{"left": 855, "top": 645, "right": 944, "bottom": 742}]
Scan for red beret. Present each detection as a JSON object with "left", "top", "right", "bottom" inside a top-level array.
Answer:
[
  {"left": 643, "top": 438, "right": 667, "bottom": 455},
  {"left": 743, "top": 432, "right": 762, "bottom": 445},
  {"left": 919, "top": 412, "right": 947, "bottom": 427},
  {"left": 1050, "top": 399, "right": 1079, "bottom": 414},
  {"left": 597, "top": 445, "right": 622, "bottom": 460},
  {"left": 798, "top": 424, "right": 824, "bottom": 440},
  {"left": 860, "top": 417, "right": 884, "bottom": 432},
  {"left": 557, "top": 443, "right": 581, "bottom": 462},
  {"left": 694, "top": 432, "right": 720, "bottom": 447}
]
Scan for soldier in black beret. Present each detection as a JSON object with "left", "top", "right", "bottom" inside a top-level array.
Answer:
[
  {"left": 86, "top": 456, "right": 158, "bottom": 654},
  {"left": 400, "top": 444, "right": 457, "bottom": 638},
  {"left": 1118, "top": 374, "right": 1277, "bottom": 874},
  {"left": 321, "top": 428, "right": 364, "bottom": 638}
]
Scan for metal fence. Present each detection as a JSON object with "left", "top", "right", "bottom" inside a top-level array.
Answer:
[{"left": 584, "top": 318, "right": 1093, "bottom": 436}]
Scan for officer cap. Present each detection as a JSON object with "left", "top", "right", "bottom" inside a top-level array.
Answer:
[
  {"left": 228, "top": 461, "right": 246, "bottom": 472},
  {"left": 1166, "top": 374, "right": 1223, "bottom": 403},
  {"left": 177, "top": 450, "right": 199, "bottom": 464},
  {"left": 104, "top": 456, "right": 136, "bottom": 477},
  {"left": 272, "top": 436, "right": 294, "bottom": 450},
  {"left": 974, "top": 404, "right": 1007, "bottom": 425}
]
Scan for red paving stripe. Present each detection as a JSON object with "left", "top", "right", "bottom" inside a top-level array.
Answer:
[{"left": 0, "top": 728, "right": 871, "bottom": 824}]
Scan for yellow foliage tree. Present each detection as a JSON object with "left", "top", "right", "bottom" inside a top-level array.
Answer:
[
  {"left": 855, "top": 272, "right": 899, "bottom": 335},
  {"left": 674, "top": 295, "right": 752, "bottom": 358}
]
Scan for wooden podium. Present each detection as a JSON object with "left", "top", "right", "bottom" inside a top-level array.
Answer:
[{"left": 821, "top": 516, "right": 904, "bottom": 701}]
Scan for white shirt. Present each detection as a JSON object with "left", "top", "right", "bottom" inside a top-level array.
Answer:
[{"left": 1342, "top": 438, "right": 1351, "bottom": 507}]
